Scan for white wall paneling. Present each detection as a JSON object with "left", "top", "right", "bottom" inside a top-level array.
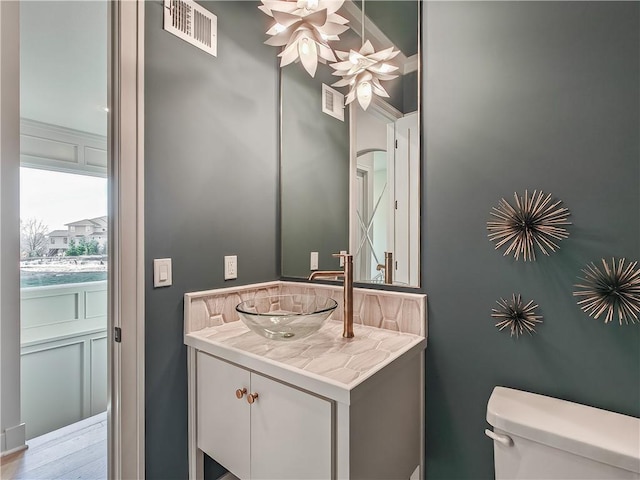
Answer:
[
  {"left": 21, "top": 331, "right": 108, "bottom": 440},
  {"left": 20, "top": 281, "right": 108, "bottom": 440},
  {"left": 20, "top": 118, "right": 107, "bottom": 177}
]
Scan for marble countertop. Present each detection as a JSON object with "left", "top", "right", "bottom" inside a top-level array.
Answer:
[{"left": 185, "top": 319, "right": 426, "bottom": 404}]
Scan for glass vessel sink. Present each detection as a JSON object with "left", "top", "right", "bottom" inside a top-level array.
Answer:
[{"left": 236, "top": 294, "right": 338, "bottom": 341}]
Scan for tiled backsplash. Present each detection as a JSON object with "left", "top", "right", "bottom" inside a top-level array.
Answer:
[{"left": 185, "top": 281, "right": 427, "bottom": 337}]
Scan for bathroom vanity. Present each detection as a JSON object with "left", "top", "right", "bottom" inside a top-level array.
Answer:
[{"left": 184, "top": 281, "right": 427, "bottom": 480}]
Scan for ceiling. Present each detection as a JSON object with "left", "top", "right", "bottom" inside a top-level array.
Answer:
[{"left": 20, "top": 1, "right": 107, "bottom": 137}]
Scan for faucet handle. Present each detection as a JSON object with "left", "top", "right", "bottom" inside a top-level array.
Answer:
[{"left": 332, "top": 252, "right": 352, "bottom": 267}]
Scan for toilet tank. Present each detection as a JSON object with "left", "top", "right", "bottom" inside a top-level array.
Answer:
[{"left": 486, "top": 387, "right": 640, "bottom": 480}]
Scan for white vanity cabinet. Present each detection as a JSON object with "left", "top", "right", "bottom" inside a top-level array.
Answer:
[
  {"left": 185, "top": 280, "right": 427, "bottom": 480},
  {"left": 197, "top": 351, "right": 332, "bottom": 480}
]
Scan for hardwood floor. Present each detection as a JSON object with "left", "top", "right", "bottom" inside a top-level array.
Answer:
[{"left": 1, "top": 413, "right": 106, "bottom": 480}]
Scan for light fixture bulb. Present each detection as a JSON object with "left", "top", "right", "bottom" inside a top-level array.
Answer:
[
  {"left": 300, "top": 38, "right": 310, "bottom": 55},
  {"left": 356, "top": 81, "right": 372, "bottom": 110},
  {"left": 358, "top": 81, "right": 371, "bottom": 98}
]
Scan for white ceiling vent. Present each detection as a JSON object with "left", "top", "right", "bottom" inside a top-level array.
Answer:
[
  {"left": 164, "top": 0, "right": 217, "bottom": 57},
  {"left": 322, "top": 84, "right": 345, "bottom": 121}
]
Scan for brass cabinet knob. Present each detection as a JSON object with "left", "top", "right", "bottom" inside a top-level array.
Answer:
[
  {"left": 235, "top": 388, "right": 247, "bottom": 399},
  {"left": 247, "top": 392, "right": 259, "bottom": 404}
]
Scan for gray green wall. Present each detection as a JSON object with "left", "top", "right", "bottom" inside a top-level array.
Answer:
[
  {"left": 423, "top": 2, "right": 640, "bottom": 478},
  {"left": 143, "top": 1, "right": 639, "bottom": 478},
  {"left": 144, "top": 1, "right": 278, "bottom": 478}
]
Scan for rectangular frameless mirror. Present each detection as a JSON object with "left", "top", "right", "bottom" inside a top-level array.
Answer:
[{"left": 280, "top": 0, "right": 421, "bottom": 287}]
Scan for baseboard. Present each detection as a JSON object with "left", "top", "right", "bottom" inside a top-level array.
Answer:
[
  {"left": 0, "top": 423, "right": 26, "bottom": 456},
  {"left": 0, "top": 443, "right": 28, "bottom": 459}
]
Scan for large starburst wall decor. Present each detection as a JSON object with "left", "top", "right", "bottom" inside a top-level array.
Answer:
[
  {"left": 259, "top": 0, "right": 349, "bottom": 77},
  {"left": 487, "top": 190, "right": 571, "bottom": 262},
  {"left": 573, "top": 258, "right": 640, "bottom": 325},
  {"left": 491, "top": 294, "right": 543, "bottom": 337}
]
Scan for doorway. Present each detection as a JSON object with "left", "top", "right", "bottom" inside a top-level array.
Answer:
[
  {"left": 1, "top": 1, "right": 145, "bottom": 478},
  {"left": 16, "top": 1, "right": 108, "bottom": 476}
]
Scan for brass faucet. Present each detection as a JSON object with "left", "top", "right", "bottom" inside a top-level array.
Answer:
[
  {"left": 308, "top": 253, "right": 354, "bottom": 338},
  {"left": 376, "top": 251, "right": 394, "bottom": 284}
]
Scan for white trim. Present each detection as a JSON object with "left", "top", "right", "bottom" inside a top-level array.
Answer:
[
  {"left": 0, "top": 0, "right": 25, "bottom": 456},
  {"left": 108, "top": 1, "right": 145, "bottom": 479},
  {"left": 403, "top": 54, "right": 419, "bottom": 75},
  {"left": 0, "top": 441, "right": 27, "bottom": 459},
  {"left": 0, "top": 424, "right": 26, "bottom": 457},
  {"left": 20, "top": 118, "right": 107, "bottom": 178}
]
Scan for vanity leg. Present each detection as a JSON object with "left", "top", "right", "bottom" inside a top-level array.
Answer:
[
  {"left": 336, "top": 402, "right": 350, "bottom": 480},
  {"left": 188, "top": 347, "right": 204, "bottom": 479}
]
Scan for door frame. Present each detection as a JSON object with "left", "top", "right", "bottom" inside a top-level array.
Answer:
[
  {"left": 0, "top": 1, "right": 146, "bottom": 477},
  {"left": 109, "top": 1, "right": 145, "bottom": 478},
  {"left": 0, "top": 0, "right": 24, "bottom": 456}
]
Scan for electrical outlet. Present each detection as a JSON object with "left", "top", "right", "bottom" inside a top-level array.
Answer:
[
  {"left": 224, "top": 255, "right": 237, "bottom": 280},
  {"left": 310, "top": 251, "right": 319, "bottom": 270}
]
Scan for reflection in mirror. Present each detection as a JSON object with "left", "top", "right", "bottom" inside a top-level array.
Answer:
[
  {"left": 280, "top": 0, "right": 420, "bottom": 287},
  {"left": 352, "top": 103, "right": 419, "bottom": 286}
]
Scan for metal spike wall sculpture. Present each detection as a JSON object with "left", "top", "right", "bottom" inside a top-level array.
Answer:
[
  {"left": 491, "top": 294, "right": 543, "bottom": 337},
  {"left": 487, "top": 190, "right": 571, "bottom": 261},
  {"left": 574, "top": 258, "right": 640, "bottom": 325}
]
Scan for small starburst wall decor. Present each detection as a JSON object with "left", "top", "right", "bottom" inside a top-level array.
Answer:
[
  {"left": 491, "top": 294, "right": 543, "bottom": 337},
  {"left": 573, "top": 258, "right": 640, "bottom": 325},
  {"left": 487, "top": 190, "right": 571, "bottom": 262}
]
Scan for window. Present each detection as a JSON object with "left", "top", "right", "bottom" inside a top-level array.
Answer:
[
  {"left": 50, "top": 237, "right": 55, "bottom": 244},
  {"left": 63, "top": 237, "right": 68, "bottom": 244}
]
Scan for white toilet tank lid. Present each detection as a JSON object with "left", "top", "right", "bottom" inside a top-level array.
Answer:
[{"left": 487, "top": 386, "right": 640, "bottom": 474}]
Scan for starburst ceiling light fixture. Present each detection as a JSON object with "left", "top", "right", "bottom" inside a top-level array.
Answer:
[
  {"left": 329, "top": 1, "right": 400, "bottom": 110},
  {"left": 573, "top": 258, "right": 640, "bottom": 325},
  {"left": 491, "top": 294, "right": 543, "bottom": 338},
  {"left": 259, "top": 0, "right": 349, "bottom": 77},
  {"left": 487, "top": 190, "right": 571, "bottom": 262}
]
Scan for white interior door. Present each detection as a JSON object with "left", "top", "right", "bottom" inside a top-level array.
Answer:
[{"left": 394, "top": 112, "right": 419, "bottom": 286}]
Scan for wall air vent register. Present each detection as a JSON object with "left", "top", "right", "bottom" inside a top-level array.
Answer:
[{"left": 163, "top": 0, "right": 217, "bottom": 57}]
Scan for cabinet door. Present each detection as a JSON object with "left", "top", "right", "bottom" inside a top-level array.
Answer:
[
  {"left": 197, "top": 352, "right": 250, "bottom": 480},
  {"left": 250, "top": 374, "right": 332, "bottom": 479}
]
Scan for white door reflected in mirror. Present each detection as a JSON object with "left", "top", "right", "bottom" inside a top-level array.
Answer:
[{"left": 352, "top": 108, "right": 419, "bottom": 286}]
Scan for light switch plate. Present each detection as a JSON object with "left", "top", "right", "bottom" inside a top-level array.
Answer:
[
  {"left": 339, "top": 250, "right": 347, "bottom": 267},
  {"left": 224, "top": 255, "right": 237, "bottom": 280},
  {"left": 153, "top": 258, "right": 172, "bottom": 287},
  {"left": 310, "top": 251, "right": 319, "bottom": 270}
]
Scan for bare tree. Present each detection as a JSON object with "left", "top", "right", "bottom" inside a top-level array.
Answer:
[{"left": 20, "top": 218, "right": 49, "bottom": 258}]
